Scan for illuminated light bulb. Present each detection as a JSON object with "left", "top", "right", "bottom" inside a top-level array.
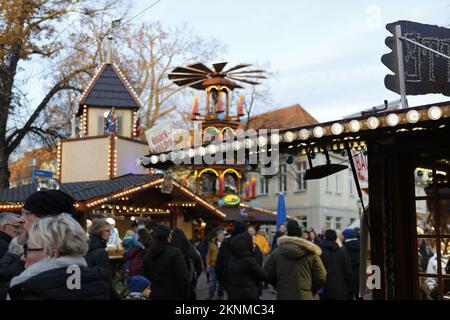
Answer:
[
  {"left": 284, "top": 131, "right": 295, "bottom": 142},
  {"left": 233, "top": 141, "right": 242, "bottom": 151},
  {"left": 160, "top": 154, "right": 167, "bottom": 162},
  {"left": 313, "top": 126, "right": 324, "bottom": 138},
  {"left": 187, "top": 148, "right": 195, "bottom": 158},
  {"left": 406, "top": 110, "right": 420, "bottom": 124},
  {"left": 178, "top": 150, "right": 185, "bottom": 159},
  {"left": 270, "top": 134, "right": 280, "bottom": 144},
  {"left": 142, "top": 157, "right": 150, "bottom": 166},
  {"left": 428, "top": 106, "right": 443, "bottom": 120},
  {"left": 386, "top": 113, "right": 400, "bottom": 127},
  {"left": 349, "top": 120, "right": 361, "bottom": 132},
  {"left": 298, "top": 129, "right": 310, "bottom": 140},
  {"left": 207, "top": 144, "right": 217, "bottom": 154},
  {"left": 257, "top": 136, "right": 267, "bottom": 146},
  {"left": 198, "top": 147, "right": 206, "bottom": 156},
  {"left": 331, "top": 123, "right": 344, "bottom": 135},
  {"left": 367, "top": 117, "right": 380, "bottom": 129}
]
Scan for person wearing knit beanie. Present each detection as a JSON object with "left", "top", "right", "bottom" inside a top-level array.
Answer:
[
  {"left": 286, "top": 220, "right": 302, "bottom": 238},
  {"left": 342, "top": 228, "right": 357, "bottom": 240},
  {"left": 126, "top": 275, "right": 151, "bottom": 300},
  {"left": 324, "top": 229, "right": 337, "bottom": 242}
]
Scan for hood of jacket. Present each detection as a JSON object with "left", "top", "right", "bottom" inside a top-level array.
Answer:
[
  {"left": 322, "top": 240, "right": 340, "bottom": 252},
  {"left": 229, "top": 232, "right": 253, "bottom": 258},
  {"left": 276, "top": 236, "right": 322, "bottom": 260},
  {"left": 88, "top": 236, "right": 107, "bottom": 252},
  {"left": 10, "top": 256, "right": 87, "bottom": 288}
]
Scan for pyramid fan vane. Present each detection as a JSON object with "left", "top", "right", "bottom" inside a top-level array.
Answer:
[{"left": 168, "top": 61, "right": 267, "bottom": 90}]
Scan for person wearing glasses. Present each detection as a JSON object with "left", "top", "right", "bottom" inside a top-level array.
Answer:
[
  {"left": 0, "top": 213, "right": 20, "bottom": 260},
  {"left": 0, "top": 190, "right": 79, "bottom": 299},
  {"left": 7, "top": 214, "right": 109, "bottom": 300}
]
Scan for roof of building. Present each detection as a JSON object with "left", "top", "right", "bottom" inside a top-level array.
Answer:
[
  {"left": 243, "top": 104, "right": 319, "bottom": 130},
  {"left": 0, "top": 174, "right": 157, "bottom": 202},
  {"left": 77, "top": 63, "right": 141, "bottom": 115}
]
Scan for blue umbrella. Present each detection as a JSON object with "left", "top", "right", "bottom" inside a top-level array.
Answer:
[{"left": 276, "top": 192, "right": 287, "bottom": 230}]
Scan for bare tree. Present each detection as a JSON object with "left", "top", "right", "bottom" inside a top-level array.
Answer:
[{"left": 0, "top": 0, "right": 121, "bottom": 188}]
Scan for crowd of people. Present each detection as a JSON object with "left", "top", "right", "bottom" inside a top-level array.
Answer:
[{"left": 0, "top": 189, "right": 364, "bottom": 300}]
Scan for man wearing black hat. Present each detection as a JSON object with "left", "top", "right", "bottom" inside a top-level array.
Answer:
[
  {"left": 0, "top": 189, "right": 79, "bottom": 295},
  {"left": 18, "top": 190, "right": 78, "bottom": 238},
  {"left": 264, "top": 220, "right": 326, "bottom": 300}
]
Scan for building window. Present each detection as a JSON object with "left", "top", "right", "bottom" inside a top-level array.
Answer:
[
  {"left": 325, "top": 216, "right": 333, "bottom": 229},
  {"left": 278, "top": 164, "right": 287, "bottom": 193},
  {"left": 335, "top": 174, "right": 341, "bottom": 194},
  {"left": 335, "top": 217, "right": 342, "bottom": 231},
  {"left": 259, "top": 176, "right": 269, "bottom": 195},
  {"left": 295, "top": 161, "right": 307, "bottom": 192},
  {"left": 348, "top": 169, "right": 355, "bottom": 196},
  {"left": 297, "top": 215, "right": 308, "bottom": 228},
  {"left": 326, "top": 176, "right": 332, "bottom": 193}
]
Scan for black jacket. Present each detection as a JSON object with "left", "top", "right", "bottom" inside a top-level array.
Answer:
[
  {"left": 320, "top": 240, "right": 352, "bottom": 300},
  {"left": 271, "top": 231, "right": 286, "bottom": 252},
  {"left": 143, "top": 243, "right": 190, "bottom": 300},
  {"left": 0, "top": 252, "right": 24, "bottom": 300},
  {"left": 8, "top": 266, "right": 109, "bottom": 300},
  {"left": 85, "top": 236, "right": 118, "bottom": 300},
  {"left": 216, "top": 237, "right": 231, "bottom": 284},
  {"left": 226, "top": 232, "right": 269, "bottom": 300},
  {"left": 343, "top": 239, "right": 360, "bottom": 298},
  {"left": 0, "top": 231, "right": 12, "bottom": 260}
]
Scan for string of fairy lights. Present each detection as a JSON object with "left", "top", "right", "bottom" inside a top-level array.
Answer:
[{"left": 138, "top": 105, "right": 448, "bottom": 166}]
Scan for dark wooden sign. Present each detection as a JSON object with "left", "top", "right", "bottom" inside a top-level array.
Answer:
[{"left": 382, "top": 20, "right": 450, "bottom": 96}]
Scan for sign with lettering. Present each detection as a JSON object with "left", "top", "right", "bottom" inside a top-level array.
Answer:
[
  {"left": 382, "top": 20, "right": 450, "bottom": 96},
  {"left": 145, "top": 122, "right": 174, "bottom": 153},
  {"left": 223, "top": 194, "right": 241, "bottom": 206},
  {"left": 352, "top": 151, "right": 368, "bottom": 189}
]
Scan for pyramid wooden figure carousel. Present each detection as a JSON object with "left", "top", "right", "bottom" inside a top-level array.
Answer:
[{"left": 168, "top": 62, "right": 267, "bottom": 206}]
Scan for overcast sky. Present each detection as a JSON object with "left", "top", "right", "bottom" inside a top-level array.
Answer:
[
  {"left": 21, "top": 0, "right": 450, "bottom": 123},
  {"left": 132, "top": 0, "right": 450, "bottom": 121}
]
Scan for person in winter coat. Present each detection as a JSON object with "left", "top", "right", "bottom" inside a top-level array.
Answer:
[
  {"left": 271, "top": 223, "right": 287, "bottom": 252},
  {"left": 0, "top": 190, "right": 80, "bottom": 291},
  {"left": 264, "top": 220, "right": 326, "bottom": 300},
  {"left": 0, "top": 237, "right": 24, "bottom": 300},
  {"left": 206, "top": 229, "right": 225, "bottom": 299},
  {"left": 142, "top": 225, "right": 190, "bottom": 300},
  {"left": 320, "top": 229, "right": 352, "bottom": 300},
  {"left": 342, "top": 228, "right": 361, "bottom": 299},
  {"left": 248, "top": 226, "right": 270, "bottom": 256},
  {"left": 0, "top": 213, "right": 20, "bottom": 260},
  {"left": 8, "top": 214, "right": 109, "bottom": 300},
  {"left": 124, "top": 229, "right": 152, "bottom": 276},
  {"left": 171, "top": 228, "right": 203, "bottom": 300},
  {"left": 216, "top": 221, "right": 248, "bottom": 294},
  {"left": 85, "top": 219, "right": 119, "bottom": 300},
  {"left": 226, "top": 230, "right": 269, "bottom": 300}
]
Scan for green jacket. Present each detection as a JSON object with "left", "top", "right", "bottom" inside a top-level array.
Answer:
[{"left": 264, "top": 236, "right": 326, "bottom": 300}]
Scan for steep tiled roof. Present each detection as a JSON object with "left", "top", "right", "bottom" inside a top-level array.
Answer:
[
  {"left": 0, "top": 174, "right": 159, "bottom": 202},
  {"left": 243, "top": 104, "right": 318, "bottom": 130},
  {"left": 77, "top": 64, "right": 141, "bottom": 115}
]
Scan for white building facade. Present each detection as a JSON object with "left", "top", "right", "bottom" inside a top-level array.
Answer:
[{"left": 247, "top": 152, "right": 365, "bottom": 233}]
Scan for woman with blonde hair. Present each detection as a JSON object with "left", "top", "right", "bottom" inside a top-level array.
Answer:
[{"left": 8, "top": 214, "right": 109, "bottom": 300}]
